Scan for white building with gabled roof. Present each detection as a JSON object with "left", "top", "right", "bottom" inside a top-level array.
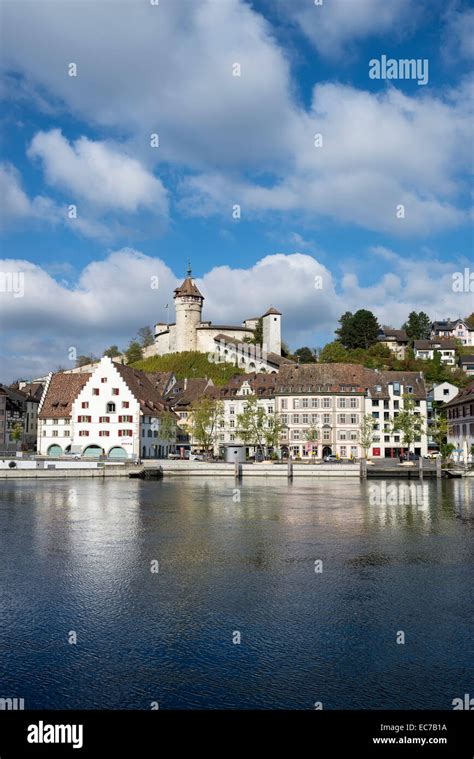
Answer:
[{"left": 37, "top": 357, "right": 177, "bottom": 459}]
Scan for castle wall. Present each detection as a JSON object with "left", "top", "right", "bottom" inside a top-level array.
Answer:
[{"left": 197, "top": 328, "right": 254, "bottom": 355}]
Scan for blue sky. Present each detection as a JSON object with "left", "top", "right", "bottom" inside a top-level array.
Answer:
[{"left": 0, "top": 0, "right": 473, "bottom": 381}]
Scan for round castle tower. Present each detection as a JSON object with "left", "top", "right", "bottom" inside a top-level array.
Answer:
[{"left": 174, "top": 263, "right": 204, "bottom": 352}]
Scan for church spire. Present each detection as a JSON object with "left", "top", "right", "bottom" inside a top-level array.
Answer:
[{"left": 187, "top": 259, "right": 192, "bottom": 278}]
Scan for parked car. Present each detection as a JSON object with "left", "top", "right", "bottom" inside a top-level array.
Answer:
[{"left": 323, "top": 454, "right": 338, "bottom": 463}]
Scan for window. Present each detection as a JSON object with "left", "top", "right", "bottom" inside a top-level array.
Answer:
[
  {"left": 372, "top": 400, "right": 379, "bottom": 406},
  {"left": 81, "top": 401, "right": 89, "bottom": 409},
  {"left": 106, "top": 403, "right": 116, "bottom": 413},
  {"left": 63, "top": 429, "right": 70, "bottom": 436},
  {"left": 338, "top": 398, "right": 347, "bottom": 409},
  {"left": 122, "top": 401, "right": 130, "bottom": 408},
  {"left": 350, "top": 414, "right": 358, "bottom": 424},
  {"left": 112, "top": 388, "right": 119, "bottom": 396},
  {"left": 118, "top": 429, "right": 133, "bottom": 437},
  {"left": 302, "top": 398, "right": 309, "bottom": 409},
  {"left": 99, "top": 416, "right": 110, "bottom": 423},
  {"left": 230, "top": 434, "right": 235, "bottom": 441},
  {"left": 323, "top": 398, "right": 330, "bottom": 408},
  {"left": 311, "top": 414, "right": 318, "bottom": 424},
  {"left": 267, "top": 406, "right": 273, "bottom": 414},
  {"left": 302, "top": 414, "right": 309, "bottom": 424},
  {"left": 52, "top": 430, "right": 58, "bottom": 437},
  {"left": 338, "top": 414, "right": 346, "bottom": 424},
  {"left": 293, "top": 399, "right": 300, "bottom": 409},
  {"left": 292, "top": 429, "right": 300, "bottom": 440},
  {"left": 311, "top": 398, "right": 319, "bottom": 408},
  {"left": 281, "top": 414, "right": 288, "bottom": 424},
  {"left": 79, "top": 430, "right": 89, "bottom": 437},
  {"left": 230, "top": 419, "right": 235, "bottom": 428},
  {"left": 350, "top": 431, "right": 358, "bottom": 441},
  {"left": 230, "top": 407, "right": 235, "bottom": 415},
  {"left": 179, "top": 412, "right": 186, "bottom": 419},
  {"left": 92, "top": 388, "right": 99, "bottom": 395},
  {"left": 340, "top": 446, "right": 347, "bottom": 457},
  {"left": 101, "top": 377, "right": 107, "bottom": 383},
  {"left": 292, "top": 414, "right": 300, "bottom": 423},
  {"left": 77, "top": 415, "right": 91, "bottom": 423},
  {"left": 350, "top": 398, "right": 358, "bottom": 409},
  {"left": 148, "top": 430, "right": 152, "bottom": 437},
  {"left": 281, "top": 399, "right": 287, "bottom": 410},
  {"left": 338, "top": 431, "right": 347, "bottom": 441},
  {"left": 99, "top": 430, "right": 110, "bottom": 437},
  {"left": 323, "top": 430, "right": 330, "bottom": 441},
  {"left": 119, "top": 415, "right": 133, "bottom": 423},
  {"left": 323, "top": 414, "right": 330, "bottom": 425}
]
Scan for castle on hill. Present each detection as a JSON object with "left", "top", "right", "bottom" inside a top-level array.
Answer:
[{"left": 143, "top": 265, "right": 292, "bottom": 373}]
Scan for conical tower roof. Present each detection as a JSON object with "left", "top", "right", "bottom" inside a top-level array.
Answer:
[{"left": 173, "top": 262, "right": 204, "bottom": 299}]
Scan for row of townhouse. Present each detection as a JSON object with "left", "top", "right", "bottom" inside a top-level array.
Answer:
[
  {"left": 203, "top": 364, "right": 429, "bottom": 460},
  {"left": 444, "top": 382, "right": 474, "bottom": 462},
  {"left": 0, "top": 382, "right": 43, "bottom": 451},
  {"left": 37, "top": 357, "right": 178, "bottom": 459}
]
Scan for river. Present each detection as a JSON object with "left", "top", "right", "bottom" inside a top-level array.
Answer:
[{"left": 0, "top": 477, "right": 473, "bottom": 709}]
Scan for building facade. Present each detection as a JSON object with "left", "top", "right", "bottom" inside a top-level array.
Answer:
[
  {"left": 275, "top": 365, "right": 428, "bottom": 459},
  {"left": 414, "top": 339, "right": 456, "bottom": 365},
  {"left": 444, "top": 382, "right": 474, "bottom": 462},
  {"left": 37, "top": 357, "right": 176, "bottom": 459},
  {"left": 431, "top": 319, "right": 474, "bottom": 347}
]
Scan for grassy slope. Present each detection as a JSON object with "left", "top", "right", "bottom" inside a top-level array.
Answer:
[{"left": 131, "top": 351, "right": 245, "bottom": 385}]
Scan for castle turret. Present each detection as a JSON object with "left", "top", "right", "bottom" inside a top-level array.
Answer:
[
  {"left": 262, "top": 307, "right": 281, "bottom": 356},
  {"left": 174, "top": 263, "right": 204, "bottom": 352}
]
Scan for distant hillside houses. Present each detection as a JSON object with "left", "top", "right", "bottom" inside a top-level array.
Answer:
[{"left": 431, "top": 318, "right": 474, "bottom": 346}]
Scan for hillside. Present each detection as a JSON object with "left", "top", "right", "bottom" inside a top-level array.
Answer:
[{"left": 131, "top": 351, "right": 245, "bottom": 385}]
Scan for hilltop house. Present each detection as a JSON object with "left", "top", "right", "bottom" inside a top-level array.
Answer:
[{"left": 431, "top": 319, "right": 474, "bottom": 347}]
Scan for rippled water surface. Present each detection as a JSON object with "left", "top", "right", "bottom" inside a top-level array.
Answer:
[{"left": 0, "top": 477, "right": 473, "bottom": 709}]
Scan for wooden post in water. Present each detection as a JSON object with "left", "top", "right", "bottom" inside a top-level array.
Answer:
[
  {"left": 419, "top": 456, "right": 423, "bottom": 479},
  {"left": 234, "top": 462, "right": 242, "bottom": 480},
  {"left": 360, "top": 458, "right": 367, "bottom": 479},
  {"left": 436, "top": 456, "right": 442, "bottom": 479}
]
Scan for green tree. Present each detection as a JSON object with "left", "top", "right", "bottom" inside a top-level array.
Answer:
[
  {"left": 402, "top": 311, "right": 431, "bottom": 340},
  {"left": 190, "top": 397, "right": 224, "bottom": 456},
  {"left": 124, "top": 340, "right": 143, "bottom": 364},
  {"left": 336, "top": 310, "right": 380, "bottom": 349},
  {"left": 252, "top": 318, "right": 263, "bottom": 346},
  {"left": 103, "top": 345, "right": 121, "bottom": 358},
  {"left": 157, "top": 409, "right": 176, "bottom": 444},
  {"left": 10, "top": 421, "right": 23, "bottom": 449},
  {"left": 137, "top": 326, "right": 154, "bottom": 348},
  {"left": 263, "top": 413, "right": 286, "bottom": 453},
  {"left": 359, "top": 414, "right": 376, "bottom": 458},
  {"left": 440, "top": 442, "right": 455, "bottom": 462},
  {"left": 237, "top": 397, "right": 269, "bottom": 456},
  {"left": 318, "top": 340, "right": 350, "bottom": 363},
  {"left": 465, "top": 313, "right": 474, "bottom": 329},
  {"left": 391, "top": 394, "right": 425, "bottom": 453},
  {"left": 75, "top": 354, "right": 97, "bottom": 368},
  {"left": 294, "top": 347, "right": 315, "bottom": 363},
  {"left": 430, "top": 412, "right": 448, "bottom": 449}
]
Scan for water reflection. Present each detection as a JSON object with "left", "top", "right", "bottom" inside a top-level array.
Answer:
[{"left": 0, "top": 477, "right": 473, "bottom": 709}]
